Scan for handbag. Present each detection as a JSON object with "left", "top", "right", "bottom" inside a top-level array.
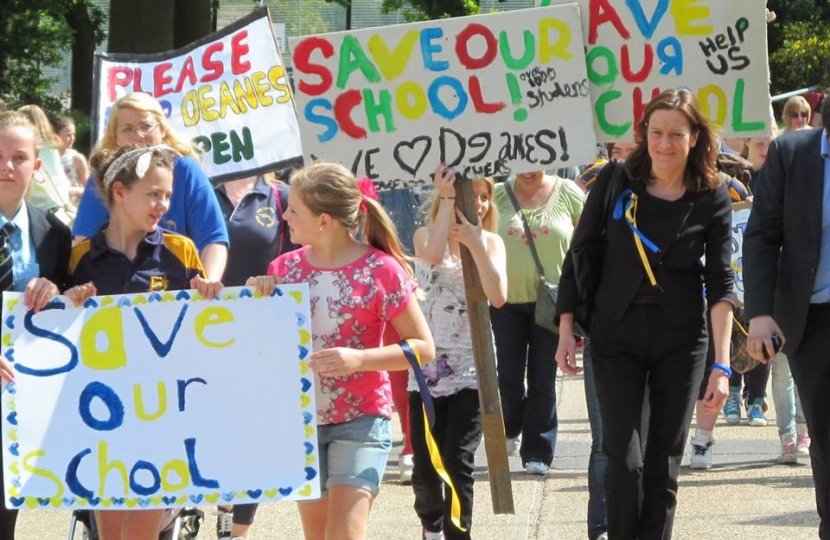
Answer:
[
  {"left": 503, "top": 179, "right": 567, "bottom": 334},
  {"left": 566, "top": 164, "right": 625, "bottom": 337}
]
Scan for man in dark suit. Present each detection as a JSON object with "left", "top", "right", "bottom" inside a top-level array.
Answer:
[
  {"left": 744, "top": 93, "right": 830, "bottom": 538},
  {"left": 0, "top": 111, "right": 72, "bottom": 540}
]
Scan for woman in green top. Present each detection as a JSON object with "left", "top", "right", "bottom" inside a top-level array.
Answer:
[{"left": 491, "top": 170, "right": 584, "bottom": 475}]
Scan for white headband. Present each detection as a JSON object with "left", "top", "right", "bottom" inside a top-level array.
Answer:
[{"left": 102, "top": 144, "right": 181, "bottom": 188}]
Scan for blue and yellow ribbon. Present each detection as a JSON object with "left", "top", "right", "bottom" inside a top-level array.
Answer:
[
  {"left": 400, "top": 339, "right": 465, "bottom": 532},
  {"left": 613, "top": 189, "right": 660, "bottom": 287}
]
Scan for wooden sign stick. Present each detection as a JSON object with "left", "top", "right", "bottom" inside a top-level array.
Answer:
[{"left": 454, "top": 176, "right": 515, "bottom": 514}]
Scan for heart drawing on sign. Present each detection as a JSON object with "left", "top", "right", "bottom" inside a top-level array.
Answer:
[{"left": 393, "top": 136, "right": 432, "bottom": 176}]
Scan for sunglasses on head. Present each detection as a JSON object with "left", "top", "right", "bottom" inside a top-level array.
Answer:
[{"left": 789, "top": 111, "right": 809, "bottom": 119}]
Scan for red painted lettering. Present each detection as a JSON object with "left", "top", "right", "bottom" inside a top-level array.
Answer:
[
  {"left": 154, "top": 62, "right": 174, "bottom": 98},
  {"left": 455, "top": 24, "right": 498, "bottom": 70},
  {"left": 333, "top": 89, "right": 367, "bottom": 139},
  {"left": 107, "top": 66, "right": 133, "bottom": 102},
  {"left": 293, "top": 38, "right": 335, "bottom": 96},
  {"left": 632, "top": 86, "right": 661, "bottom": 128},
  {"left": 231, "top": 30, "right": 251, "bottom": 75},
  {"left": 621, "top": 44, "right": 653, "bottom": 83},
  {"left": 132, "top": 67, "right": 149, "bottom": 94},
  {"left": 588, "top": 0, "right": 630, "bottom": 45},
  {"left": 175, "top": 57, "right": 198, "bottom": 93},
  {"left": 468, "top": 76, "right": 505, "bottom": 113},
  {"left": 202, "top": 42, "right": 225, "bottom": 83}
]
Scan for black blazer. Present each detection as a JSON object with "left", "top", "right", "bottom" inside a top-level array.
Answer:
[
  {"left": 28, "top": 204, "right": 72, "bottom": 290},
  {"left": 744, "top": 128, "right": 826, "bottom": 354},
  {"left": 558, "top": 162, "right": 734, "bottom": 327}
]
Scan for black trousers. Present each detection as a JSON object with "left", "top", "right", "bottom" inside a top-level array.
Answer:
[
  {"left": 409, "top": 389, "right": 482, "bottom": 540},
  {"left": 591, "top": 304, "right": 708, "bottom": 540},
  {"left": 789, "top": 304, "right": 830, "bottom": 540}
]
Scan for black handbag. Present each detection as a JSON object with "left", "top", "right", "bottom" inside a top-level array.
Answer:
[
  {"left": 566, "top": 165, "right": 625, "bottom": 338},
  {"left": 503, "top": 180, "right": 567, "bottom": 334}
]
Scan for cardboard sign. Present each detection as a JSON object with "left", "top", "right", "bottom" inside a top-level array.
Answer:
[
  {"left": 731, "top": 202, "right": 751, "bottom": 306},
  {"left": 541, "top": 0, "right": 771, "bottom": 141},
  {"left": 1, "top": 286, "right": 319, "bottom": 509},
  {"left": 93, "top": 8, "right": 303, "bottom": 182},
  {"left": 290, "top": 4, "right": 596, "bottom": 189}
]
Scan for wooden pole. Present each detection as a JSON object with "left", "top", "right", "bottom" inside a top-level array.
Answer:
[{"left": 454, "top": 177, "right": 515, "bottom": 514}]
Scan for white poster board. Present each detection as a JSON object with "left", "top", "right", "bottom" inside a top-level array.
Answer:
[
  {"left": 290, "top": 4, "right": 596, "bottom": 189},
  {"left": 731, "top": 202, "right": 751, "bottom": 306},
  {"left": 93, "top": 8, "right": 303, "bottom": 182},
  {"left": 541, "top": 0, "right": 771, "bottom": 141},
  {"left": 1, "top": 286, "right": 319, "bottom": 510}
]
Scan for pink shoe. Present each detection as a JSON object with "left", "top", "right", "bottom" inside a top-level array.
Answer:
[{"left": 797, "top": 434, "right": 811, "bottom": 458}]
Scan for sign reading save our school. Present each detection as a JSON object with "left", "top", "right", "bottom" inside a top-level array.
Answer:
[
  {"left": 92, "top": 8, "right": 303, "bottom": 182},
  {"left": 290, "top": 4, "right": 596, "bottom": 189},
  {"left": 1, "top": 286, "right": 319, "bottom": 509},
  {"left": 541, "top": 0, "right": 771, "bottom": 141}
]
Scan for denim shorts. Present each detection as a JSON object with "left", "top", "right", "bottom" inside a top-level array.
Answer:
[{"left": 312, "top": 415, "right": 392, "bottom": 498}]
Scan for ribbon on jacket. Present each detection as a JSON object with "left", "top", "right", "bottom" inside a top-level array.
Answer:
[
  {"left": 400, "top": 339, "right": 465, "bottom": 531},
  {"left": 613, "top": 189, "right": 661, "bottom": 287}
]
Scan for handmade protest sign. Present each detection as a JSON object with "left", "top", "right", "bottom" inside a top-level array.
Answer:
[
  {"left": 731, "top": 202, "right": 751, "bottom": 306},
  {"left": 1, "top": 286, "right": 318, "bottom": 509},
  {"left": 93, "top": 7, "right": 303, "bottom": 182},
  {"left": 290, "top": 4, "right": 596, "bottom": 189},
  {"left": 540, "top": 0, "right": 771, "bottom": 141}
]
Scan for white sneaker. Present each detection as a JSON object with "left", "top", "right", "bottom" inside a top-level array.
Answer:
[
  {"left": 525, "top": 461, "right": 549, "bottom": 476},
  {"left": 423, "top": 529, "right": 445, "bottom": 540},
  {"left": 689, "top": 439, "right": 714, "bottom": 470},
  {"left": 399, "top": 453, "right": 414, "bottom": 484},
  {"left": 506, "top": 435, "right": 521, "bottom": 456},
  {"left": 216, "top": 508, "right": 233, "bottom": 539}
]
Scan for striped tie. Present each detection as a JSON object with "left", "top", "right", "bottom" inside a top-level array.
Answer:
[{"left": 0, "top": 222, "right": 15, "bottom": 292}]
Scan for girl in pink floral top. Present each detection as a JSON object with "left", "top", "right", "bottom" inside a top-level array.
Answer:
[{"left": 247, "top": 162, "right": 434, "bottom": 540}]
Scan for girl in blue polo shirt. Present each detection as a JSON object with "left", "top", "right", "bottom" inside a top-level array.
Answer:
[{"left": 65, "top": 143, "right": 222, "bottom": 540}]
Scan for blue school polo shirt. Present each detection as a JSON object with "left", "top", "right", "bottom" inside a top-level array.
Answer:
[
  {"left": 69, "top": 227, "right": 205, "bottom": 294},
  {"left": 215, "top": 178, "right": 296, "bottom": 286},
  {"left": 72, "top": 156, "right": 229, "bottom": 251}
]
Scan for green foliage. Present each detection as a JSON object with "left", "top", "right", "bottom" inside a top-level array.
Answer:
[
  {"left": 379, "top": 0, "right": 481, "bottom": 22},
  {"left": 768, "top": 20, "right": 830, "bottom": 95},
  {"left": 0, "top": 0, "right": 106, "bottom": 117},
  {"left": 766, "top": 0, "right": 830, "bottom": 54}
]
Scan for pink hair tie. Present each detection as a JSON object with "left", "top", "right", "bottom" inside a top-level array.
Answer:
[{"left": 356, "top": 177, "right": 379, "bottom": 213}]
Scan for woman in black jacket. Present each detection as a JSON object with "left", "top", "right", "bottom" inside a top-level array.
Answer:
[{"left": 555, "top": 88, "right": 734, "bottom": 540}]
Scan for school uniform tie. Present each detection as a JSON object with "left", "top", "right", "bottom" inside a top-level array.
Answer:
[{"left": 0, "top": 222, "right": 16, "bottom": 292}]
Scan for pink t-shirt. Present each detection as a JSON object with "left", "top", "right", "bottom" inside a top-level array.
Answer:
[{"left": 269, "top": 246, "right": 417, "bottom": 425}]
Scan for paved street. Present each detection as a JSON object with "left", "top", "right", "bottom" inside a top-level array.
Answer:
[{"left": 17, "top": 373, "right": 819, "bottom": 539}]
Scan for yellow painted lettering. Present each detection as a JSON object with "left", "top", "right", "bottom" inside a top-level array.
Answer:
[
  {"left": 133, "top": 382, "right": 167, "bottom": 422},
  {"left": 181, "top": 90, "right": 200, "bottom": 127},
  {"left": 233, "top": 78, "right": 259, "bottom": 113},
  {"left": 539, "top": 18, "right": 572, "bottom": 63},
  {"left": 251, "top": 71, "right": 274, "bottom": 107},
  {"left": 160, "top": 459, "right": 190, "bottom": 492},
  {"left": 218, "top": 81, "right": 241, "bottom": 117},
  {"left": 23, "top": 450, "right": 63, "bottom": 497},
  {"left": 396, "top": 81, "right": 428, "bottom": 120},
  {"left": 194, "top": 307, "right": 235, "bottom": 348},
  {"left": 97, "top": 441, "right": 129, "bottom": 496},
  {"left": 198, "top": 85, "right": 219, "bottom": 122},
  {"left": 697, "top": 84, "right": 727, "bottom": 131},
  {"left": 670, "top": 0, "right": 712, "bottom": 35},
  {"left": 367, "top": 30, "right": 419, "bottom": 81},
  {"left": 268, "top": 65, "right": 292, "bottom": 104},
  {"left": 80, "top": 307, "right": 127, "bottom": 371}
]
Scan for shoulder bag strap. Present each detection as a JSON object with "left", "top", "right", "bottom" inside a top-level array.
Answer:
[{"left": 504, "top": 181, "right": 546, "bottom": 278}]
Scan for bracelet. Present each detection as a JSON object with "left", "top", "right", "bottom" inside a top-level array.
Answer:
[
  {"left": 711, "top": 362, "right": 732, "bottom": 379},
  {"left": 439, "top": 196, "right": 455, "bottom": 200}
]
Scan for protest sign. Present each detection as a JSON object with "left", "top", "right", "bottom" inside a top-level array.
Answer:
[
  {"left": 1, "top": 286, "right": 318, "bottom": 509},
  {"left": 731, "top": 202, "right": 751, "bottom": 306},
  {"left": 290, "top": 4, "right": 596, "bottom": 189},
  {"left": 541, "top": 0, "right": 771, "bottom": 141},
  {"left": 93, "top": 8, "right": 303, "bottom": 182}
]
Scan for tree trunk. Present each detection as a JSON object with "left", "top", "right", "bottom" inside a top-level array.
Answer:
[
  {"left": 108, "top": 0, "right": 174, "bottom": 54},
  {"left": 173, "top": 0, "right": 213, "bottom": 49},
  {"left": 65, "top": 1, "right": 96, "bottom": 117}
]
